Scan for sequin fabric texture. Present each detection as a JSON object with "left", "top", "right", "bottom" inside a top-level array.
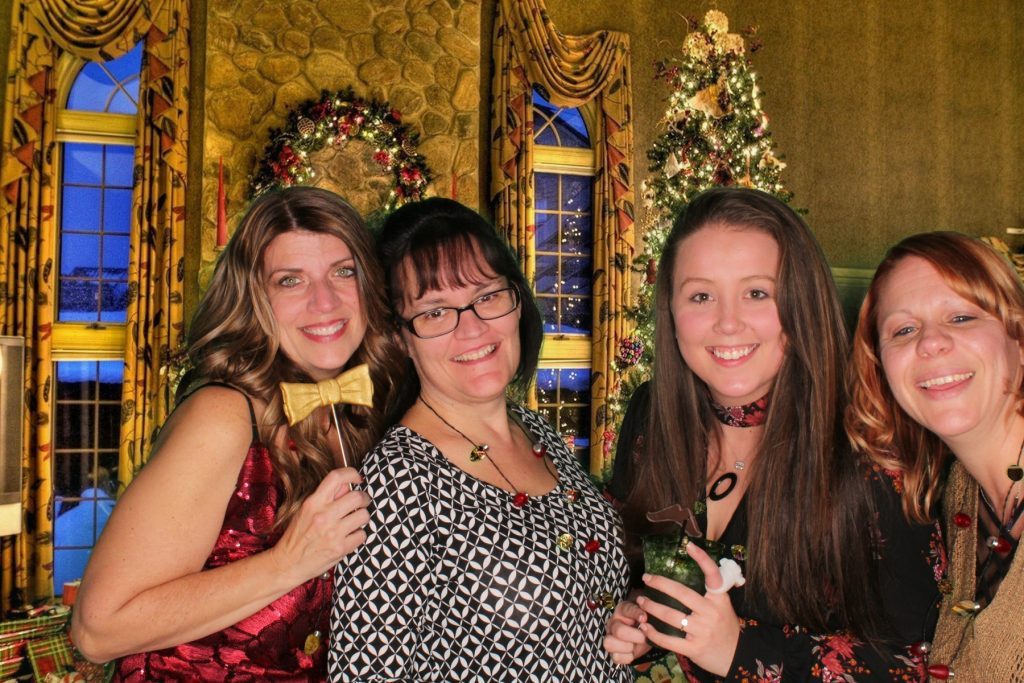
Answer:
[
  {"left": 328, "top": 404, "right": 632, "bottom": 682},
  {"left": 115, "top": 432, "right": 331, "bottom": 682}
]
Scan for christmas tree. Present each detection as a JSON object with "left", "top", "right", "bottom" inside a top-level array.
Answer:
[{"left": 608, "top": 10, "right": 794, "bottom": 455}]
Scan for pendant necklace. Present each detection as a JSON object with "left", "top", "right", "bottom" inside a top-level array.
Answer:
[
  {"left": 418, "top": 396, "right": 553, "bottom": 508},
  {"left": 918, "top": 434, "right": 1024, "bottom": 680},
  {"left": 706, "top": 394, "right": 768, "bottom": 501},
  {"left": 417, "top": 395, "right": 607, "bottom": 600}
]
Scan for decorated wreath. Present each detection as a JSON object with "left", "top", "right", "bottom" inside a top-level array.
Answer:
[{"left": 250, "top": 88, "right": 432, "bottom": 211}]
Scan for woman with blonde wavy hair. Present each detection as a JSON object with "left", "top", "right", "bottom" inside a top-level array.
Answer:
[
  {"left": 72, "top": 186, "right": 402, "bottom": 681},
  {"left": 848, "top": 231, "right": 1024, "bottom": 681}
]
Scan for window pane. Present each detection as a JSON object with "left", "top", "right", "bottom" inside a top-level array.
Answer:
[
  {"left": 53, "top": 452, "right": 88, "bottom": 499},
  {"left": 535, "top": 173, "right": 558, "bottom": 211},
  {"left": 56, "top": 363, "right": 94, "bottom": 400},
  {"left": 535, "top": 369, "right": 557, "bottom": 403},
  {"left": 534, "top": 367, "right": 591, "bottom": 464},
  {"left": 56, "top": 403, "right": 90, "bottom": 451},
  {"left": 561, "top": 296, "right": 591, "bottom": 334},
  {"left": 102, "top": 234, "right": 130, "bottom": 269},
  {"left": 532, "top": 89, "right": 590, "bottom": 148},
  {"left": 54, "top": 549, "right": 92, "bottom": 589},
  {"left": 59, "top": 281, "right": 98, "bottom": 321},
  {"left": 561, "top": 214, "right": 590, "bottom": 254},
  {"left": 537, "top": 298, "right": 557, "bottom": 332},
  {"left": 564, "top": 257, "right": 592, "bottom": 296},
  {"left": 53, "top": 361, "right": 121, "bottom": 593},
  {"left": 67, "top": 42, "right": 142, "bottom": 115},
  {"left": 535, "top": 126, "right": 558, "bottom": 146},
  {"left": 64, "top": 143, "right": 103, "bottom": 185},
  {"left": 535, "top": 213, "right": 558, "bottom": 252},
  {"left": 62, "top": 187, "right": 102, "bottom": 232},
  {"left": 97, "top": 362, "right": 124, "bottom": 398},
  {"left": 103, "top": 191, "right": 133, "bottom": 233},
  {"left": 558, "top": 406, "right": 590, "bottom": 442},
  {"left": 60, "top": 232, "right": 100, "bottom": 277},
  {"left": 99, "top": 283, "right": 129, "bottom": 322},
  {"left": 535, "top": 255, "right": 559, "bottom": 296},
  {"left": 559, "top": 368, "right": 590, "bottom": 403},
  {"left": 563, "top": 176, "right": 592, "bottom": 213},
  {"left": 104, "top": 43, "right": 143, "bottom": 84},
  {"left": 107, "top": 89, "right": 136, "bottom": 115},
  {"left": 97, "top": 404, "right": 121, "bottom": 449},
  {"left": 67, "top": 63, "right": 115, "bottom": 111},
  {"left": 105, "top": 146, "right": 135, "bottom": 188},
  {"left": 553, "top": 118, "right": 589, "bottom": 148},
  {"left": 555, "top": 108, "right": 589, "bottom": 147}
]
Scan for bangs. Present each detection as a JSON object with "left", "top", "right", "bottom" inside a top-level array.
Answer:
[{"left": 393, "top": 231, "right": 501, "bottom": 302}]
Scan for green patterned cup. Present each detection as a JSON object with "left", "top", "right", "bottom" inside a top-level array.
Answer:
[{"left": 642, "top": 535, "right": 724, "bottom": 639}]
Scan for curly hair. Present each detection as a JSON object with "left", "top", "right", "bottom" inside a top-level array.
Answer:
[
  {"left": 846, "top": 231, "right": 1024, "bottom": 523},
  {"left": 187, "top": 187, "right": 403, "bottom": 528}
]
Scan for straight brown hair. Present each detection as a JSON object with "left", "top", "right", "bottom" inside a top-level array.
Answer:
[{"left": 622, "top": 187, "right": 886, "bottom": 638}]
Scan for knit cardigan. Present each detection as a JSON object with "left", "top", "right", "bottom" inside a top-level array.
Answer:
[{"left": 930, "top": 461, "right": 1024, "bottom": 682}]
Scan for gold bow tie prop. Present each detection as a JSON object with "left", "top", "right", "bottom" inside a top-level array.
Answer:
[{"left": 279, "top": 363, "right": 374, "bottom": 467}]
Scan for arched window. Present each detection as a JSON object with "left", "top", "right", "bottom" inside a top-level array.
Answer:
[
  {"left": 50, "top": 42, "right": 142, "bottom": 594},
  {"left": 532, "top": 89, "right": 597, "bottom": 464}
]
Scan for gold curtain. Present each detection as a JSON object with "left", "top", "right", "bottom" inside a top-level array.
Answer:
[
  {"left": 0, "top": 1, "right": 60, "bottom": 608},
  {"left": 490, "top": 0, "right": 635, "bottom": 475},
  {"left": 118, "top": 4, "right": 189, "bottom": 485},
  {"left": 0, "top": 0, "right": 187, "bottom": 607}
]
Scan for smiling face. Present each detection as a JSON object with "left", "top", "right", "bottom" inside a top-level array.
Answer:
[
  {"left": 671, "top": 223, "right": 786, "bottom": 407},
  {"left": 263, "top": 230, "right": 367, "bottom": 380},
  {"left": 875, "top": 255, "right": 1024, "bottom": 446},
  {"left": 398, "top": 255, "right": 521, "bottom": 408}
]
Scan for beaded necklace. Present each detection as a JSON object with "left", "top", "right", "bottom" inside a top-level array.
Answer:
[
  {"left": 416, "top": 396, "right": 609, "bottom": 596},
  {"left": 919, "top": 436, "right": 1024, "bottom": 679},
  {"left": 418, "top": 396, "right": 554, "bottom": 508}
]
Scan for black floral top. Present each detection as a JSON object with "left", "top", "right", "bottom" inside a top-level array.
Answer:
[{"left": 611, "top": 383, "right": 947, "bottom": 682}]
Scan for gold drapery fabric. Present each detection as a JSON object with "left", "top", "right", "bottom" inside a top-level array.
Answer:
[
  {"left": 26, "top": 0, "right": 166, "bottom": 55},
  {"left": 0, "top": 0, "right": 187, "bottom": 606},
  {"left": 491, "top": 0, "right": 635, "bottom": 475},
  {"left": 0, "top": 1, "right": 60, "bottom": 608},
  {"left": 119, "top": 2, "right": 189, "bottom": 487}
]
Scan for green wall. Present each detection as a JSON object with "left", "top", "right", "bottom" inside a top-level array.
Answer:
[{"left": 540, "top": 0, "right": 1024, "bottom": 270}]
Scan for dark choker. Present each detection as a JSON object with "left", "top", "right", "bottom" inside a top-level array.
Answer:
[{"left": 711, "top": 394, "right": 769, "bottom": 428}]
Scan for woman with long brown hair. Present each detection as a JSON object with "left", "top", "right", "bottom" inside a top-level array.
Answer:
[
  {"left": 848, "top": 231, "right": 1024, "bottom": 680},
  {"left": 72, "top": 187, "right": 401, "bottom": 680},
  {"left": 605, "top": 187, "right": 942, "bottom": 680}
]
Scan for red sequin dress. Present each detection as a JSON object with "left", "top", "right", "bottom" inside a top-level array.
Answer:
[{"left": 115, "top": 399, "right": 331, "bottom": 682}]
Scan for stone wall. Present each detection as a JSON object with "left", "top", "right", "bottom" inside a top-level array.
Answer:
[{"left": 199, "top": 0, "right": 482, "bottom": 277}]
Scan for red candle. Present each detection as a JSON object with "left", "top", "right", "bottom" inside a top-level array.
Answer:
[{"left": 216, "top": 157, "right": 228, "bottom": 247}]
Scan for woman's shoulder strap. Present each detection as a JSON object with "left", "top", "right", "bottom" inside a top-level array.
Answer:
[{"left": 181, "top": 381, "right": 259, "bottom": 441}]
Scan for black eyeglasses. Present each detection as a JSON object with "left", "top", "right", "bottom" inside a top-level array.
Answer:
[{"left": 403, "top": 286, "right": 520, "bottom": 339}]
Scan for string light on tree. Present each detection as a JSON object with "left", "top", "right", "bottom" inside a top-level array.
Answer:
[{"left": 606, "top": 10, "right": 796, "bottom": 467}]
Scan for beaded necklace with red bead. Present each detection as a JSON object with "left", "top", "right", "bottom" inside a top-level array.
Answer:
[
  {"left": 417, "top": 396, "right": 605, "bottom": 559},
  {"left": 919, "top": 436, "right": 1024, "bottom": 680},
  {"left": 418, "top": 395, "right": 556, "bottom": 508}
]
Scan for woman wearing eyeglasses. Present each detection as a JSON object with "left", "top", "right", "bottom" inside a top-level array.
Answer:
[{"left": 327, "top": 198, "right": 631, "bottom": 681}]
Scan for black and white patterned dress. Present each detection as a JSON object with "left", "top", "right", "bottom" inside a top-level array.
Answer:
[{"left": 328, "top": 404, "right": 633, "bottom": 682}]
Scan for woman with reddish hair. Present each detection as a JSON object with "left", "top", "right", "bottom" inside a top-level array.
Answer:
[{"left": 848, "top": 231, "right": 1024, "bottom": 681}]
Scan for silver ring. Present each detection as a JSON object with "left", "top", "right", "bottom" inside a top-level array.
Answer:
[{"left": 680, "top": 616, "right": 689, "bottom": 629}]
